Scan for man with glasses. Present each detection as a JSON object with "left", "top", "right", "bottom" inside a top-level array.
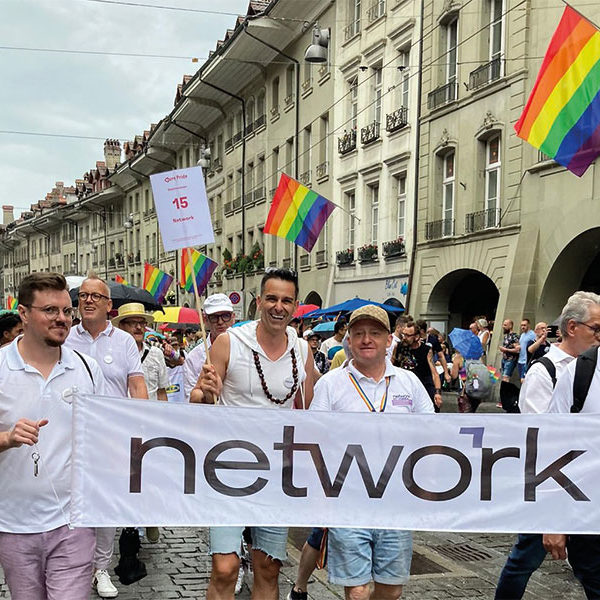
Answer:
[
  {"left": 496, "top": 291, "right": 600, "bottom": 600},
  {"left": 65, "top": 274, "right": 148, "bottom": 599},
  {"left": 0, "top": 273, "right": 106, "bottom": 600},
  {"left": 186, "top": 293, "right": 235, "bottom": 402}
]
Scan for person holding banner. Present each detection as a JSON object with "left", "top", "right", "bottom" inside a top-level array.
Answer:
[
  {"left": 65, "top": 275, "right": 148, "bottom": 599},
  {"left": 0, "top": 273, "right": 106, "bottom": 600},
  {"left": 197, "top": 267, "right": 315, "bottom": 600},
  {"left": 308, "top": 304, "right": 433, "bottom": 600}
]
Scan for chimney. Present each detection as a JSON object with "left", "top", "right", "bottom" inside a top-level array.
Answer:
[
  {"left": 2, "top": 205, "right": 14, "bottom": 225},
  {"left": 103, "top": 139, "right": 122, "bottom": 170}
]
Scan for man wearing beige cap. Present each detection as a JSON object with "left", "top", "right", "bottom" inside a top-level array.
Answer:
[
  {"left": 305, "top": 304, "right": 433, "bottom": 600},
  {"left": 113, "top": 303, "right": 168, "bottom": 402}
]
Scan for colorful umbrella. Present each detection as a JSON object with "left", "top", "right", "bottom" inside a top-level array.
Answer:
[
  {"left": 152, "top": 307, "right": 199, "bottom": 324},
  {"left": 293, "top": 304, "right": 320, "bottom": 319}
]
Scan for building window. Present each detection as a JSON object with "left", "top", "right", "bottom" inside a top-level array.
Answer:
[
  {"left": 489, "top": 0, "right": 504, "bottom": 75},
  {"left": 271, "top": 77, "right": 279, "bottom": 112},
  {"left": 485, "top": 136, "right": 501, "bottom": 221},
  {"left": 372, "top": 67, "right": 383, "bottom": 123},
  {"left": 349, "top": 0, "right": 361, "bottom": 36},
  {"left": 446, "top": 19, "right": 458, "bottom": 86},
  {"left": 443, "top": 152, "right": 455, "bottom": 236},
  {"left": 369, "top": 184, "right": 379, "bottom": 244},
  {"left": 396, "top": 175, "right": 406, "bottom": 237},
  {"left": 286, "top": 65, "right": 295, "bottom": 100},
  {"left": 399, "top": 50, "right": 410, "bottom": 109},
  {"left": 349, "top": 77, "right": 358, "bottom": 129},
  {"left": 346, "top": 190, "right": 356, "bottom": 248},
  {"left": 272, "top": 146, "right": 279, "bottom": 192}
]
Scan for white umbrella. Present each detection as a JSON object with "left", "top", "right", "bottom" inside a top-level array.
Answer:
[{"left": 65, "top": 275, "right": 86, "bottom": 291}]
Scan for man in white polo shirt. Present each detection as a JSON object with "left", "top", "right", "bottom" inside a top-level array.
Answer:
[
  {"left": 0, "top": 272, "right": 106, "bottom": 600},
  {"left": 185, "top": 293, "right": 236, "bottom": 402},
  {"left": 65, "top": 274, "right": 148, "bottom": 599},
  {"left": 307, "top": 304, "right": 433, "bottom": 600}
]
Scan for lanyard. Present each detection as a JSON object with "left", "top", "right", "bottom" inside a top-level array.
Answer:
[{"left": 348, "top": 372, "right": 390, "bottom": 412}]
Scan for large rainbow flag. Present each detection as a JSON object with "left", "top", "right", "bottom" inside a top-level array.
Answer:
[
  {"left": 515, "top": 6, "right": 600, "bottom": 176},
  {"left": 264, "top": 174, "right": 335, "bottom": 252},
  {"left": 143, "top": 263, "right": 173, "bottom": 304},
  {"left": 180, "top": 248, "right": 218, "bottom": 295},
  {"left": 6, "top": 295, "right": 17, "bottom": 310}
]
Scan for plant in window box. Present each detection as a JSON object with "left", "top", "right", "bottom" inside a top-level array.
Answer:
[
  {"left": 357, "top": 243, "right": 378, "bottom": 262},
  {"left": 336, "top": 248, "right": 354, "bottom": 265},
  {"left": 222, "top": 249, "right": 234, "bottom": 275},
  {"left": 382, "top": 237, "right": 405, "bottom": 257}
]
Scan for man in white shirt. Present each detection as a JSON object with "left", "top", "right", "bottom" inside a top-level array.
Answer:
[
  {"left": 319, "top": 319, "right": 347, "bottom": 361},
  {"left": 65, "top": 275, "right": 148, "bottom": 599},
  {"left": 496, "top": 291, "right": 600, "bottom": 600},
  {"left": 185, "top": 293, "right": 235, "bottom": 402},
  {"left": 308, "top": 304, "right": 433, "bottom": 600},
  {"left": 0, "top": 273, "right": 106, "bottom": 600}
]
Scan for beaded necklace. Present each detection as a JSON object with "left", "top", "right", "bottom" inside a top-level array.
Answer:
[{"left": 252, "top": 348, "right": 298, "bottom": 405}]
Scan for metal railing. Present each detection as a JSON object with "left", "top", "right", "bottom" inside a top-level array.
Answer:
[
  {"left": 427, "top": 81, "right": 457, "bottom": 110},
  {"left": 386, "top": 106, "right": 408, "bottom": 133},
  {"left": 233, "top": 131, "right": 242, "bottom": 144},
  {"left": 213, "top": 157, "right": 222, "bottom": 170},
  {"left": 361, "top": 121, "right": 380, "bottom": 145},
  {"left": 232, "top": 197, "right": 243, "bottom": 210},
  {"left": 224, "top": 201, "right": 233, "bottom": 214},
  {"left": 254, "top": 187, "right": 266, "bottom": 201},
  {"left": 244, "top": 191, "right": 254, "bottom": 205},
  {"left": 299, "top": 170, "right": 311, "bottom": 186},
  {"left": 225, "top": 138, "right": 233, "bottom": 151},
  {"left": 367, "top": 0, "right": 385, "bottom": 22},
  {"left": 255, "top": 114, "right": 266, "bottom": 129},
  {"left": 344, "top": 20, "right": 360, "bottom": 41},
  {"left": 338, "top": 129, "right": 357, "bottom": 155},
  {"left": 465, "top": 208, "right": 501, "bottom": 233},
  {"left": 425, "top": 219, "right": 455, "bottom": 240},
  {"left": 316, "top": 161, "right": 329, "bottom": 179},
  {"left": 244, "top": 122, "right": 254, "bottom": 136},
  {"left": 468, "top": 57, "right": 502, "bottom": 90}
]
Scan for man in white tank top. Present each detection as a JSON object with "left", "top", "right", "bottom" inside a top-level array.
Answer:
[{"left": 196, "top": 268, "right": 315, "bottom": 600}]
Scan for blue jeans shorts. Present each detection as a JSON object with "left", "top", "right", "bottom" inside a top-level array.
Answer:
[
  {"left": 306, "top": 527, "right": 325, "bottom": 550},
  {"left": 501, "top": 358, "right": 517, "bottom": 378},
  {"left": 209, "top": 526, "right": 288, "bottom": 562},
  {"left": 328, "top": 528, "right": 413, "bottom": 587},
  {"left": 518, "top": 362, "right": 527, "bottom": 379}
]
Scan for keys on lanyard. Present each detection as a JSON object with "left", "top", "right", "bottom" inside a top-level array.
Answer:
[{"left": 32, "top": 452, "right": 40, "bottom": 477}]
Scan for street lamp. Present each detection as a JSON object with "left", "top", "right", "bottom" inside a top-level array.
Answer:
[{"left": 304, "top": 26, "right": 330, "bottom": 63}]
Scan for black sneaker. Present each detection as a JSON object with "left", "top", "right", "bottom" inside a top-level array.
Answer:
[{"left": 287, "top": 587, "right": 308, "bottom": 600}]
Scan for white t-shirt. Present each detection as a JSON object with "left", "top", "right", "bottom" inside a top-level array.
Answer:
[
  {"left": 320, "top": 335, "right": 344, "bottom": 359},
  {"left": 0, "top": 339, "right": 105, "bottom": 533},
  {"left": 310, "top": 358, "right": 434, "bottom": 414},
  {"left": 519, "top": 344, "right": 574, "bottom": 414},
  {"left": 141, "top": 344, "right": 169, "bottom": 401},
  {"left": 549, "top": 346, "right": 600, "bottom": 413},
  {"left": 183, "top": 337, "right": 211, "bottom": 401},
  {"left": 65, "top": 322, "right": 143, "bottom": 397}
]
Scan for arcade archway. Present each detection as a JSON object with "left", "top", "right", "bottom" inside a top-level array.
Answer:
[{"left": 304, "top": 291, "right": 323, "bottom": 307}]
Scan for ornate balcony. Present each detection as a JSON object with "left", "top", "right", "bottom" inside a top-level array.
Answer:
[
  {"left": 465, "top": 208, "right": 501, "bottom": 233},
  {"left": 468, "top": 57, "right": 502, "bottom": 90},
  {"left": 427, "top": 81, "right": 457, "bottom": 110},
  {"left": 225, "top": 138, "right": 233, "bottom": 151},
  {"left": 425, "top": 219, "right": 455, "bottom": 240},
  {"left": 244, "top": 122, "right": 254, "bottom": 136},
  {"left": 344, "top": 20, "right": 360, "bottom": 41},
  {"left": 233, "top": 131, "right": 242, "bottom": 144},
  {"left": 255, "top": 114, "right": 266, "bottom": 129},
  {"left": 386, "top": 107, "right": 408, "bottom": 133},
  {"left": 361, "top": 121, "right": 380, "bottom": 145},
  {"left": 299, "top": 170, "right": 311, "bottom": 187},
  {"left": 316, "top": 161, "right": 329, "bottom": 179},
  {"left": 338, "top": 129, "right": 357, "bottom": 155},
  {"left": 367, "top": 0, "right": 385, "bottom": 22}
]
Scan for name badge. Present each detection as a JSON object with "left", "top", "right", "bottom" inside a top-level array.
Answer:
[
  {"left": 104, "top": 355, "right": 113, "bottom": 364},
  {"left": 283, "top": 377, "right": 295, "bottom": 389}
]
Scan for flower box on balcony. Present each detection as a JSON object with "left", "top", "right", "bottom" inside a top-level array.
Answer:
[
  {"left": 358, "top": 244, "right": 378, "bottom": 263},
  {"left": 336, "top": 248, "right": 354, "bottom": 266},
  {"left": 382, "top": 238, "right": 405, "bottom": 258}
]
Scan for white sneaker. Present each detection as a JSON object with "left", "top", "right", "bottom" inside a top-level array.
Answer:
[
  {"left": 93, "top": 569, "right": 118, "bottom": 598},
  {"left": 234, "top": 563, "right": 245, "bottom": 594}
]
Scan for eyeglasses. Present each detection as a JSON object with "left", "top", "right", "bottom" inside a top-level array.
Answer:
[
  {"left": 78, "top": 292, "right": 110, "bottom": 303},
  {"left": 577, "top": 321, "right": 600, "bottom": 337},
  {"left": 27, "top": 305, "right": 74, "bottom": 320},
  {"left": 207, "top": 312, "right": 234, "bottom": 324},
  {"left": 120, "top": 319, "right": 147, "bottom": 329}
]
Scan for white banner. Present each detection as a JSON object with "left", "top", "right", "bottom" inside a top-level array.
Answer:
[
  {"left": 150, "top": 167, "right": 214, "bottom": 251},
  {"left": 71, "top": 394, "right": 600, "bottom": 534}
]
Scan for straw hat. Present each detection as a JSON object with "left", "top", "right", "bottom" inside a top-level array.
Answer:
[{"left": 111, "top": 302, "right": 154, "bottom": 326}]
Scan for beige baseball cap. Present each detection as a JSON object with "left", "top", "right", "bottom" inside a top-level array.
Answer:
[{"left": 348, "top": 305, "right": 391, "bottom": 332}]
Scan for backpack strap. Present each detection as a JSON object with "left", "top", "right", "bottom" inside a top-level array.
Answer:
[
  {"left": 141, "top": 348, "right": 150, "bottom": 364},
  {"left": 571, "top": 346, "right": 598, "bottom": 413},
  {"left": 530, "top": 356, "right": 556, "bottom": 388},
  {"left": 73, "top": 350, "right": 95, "bottom": 390}
]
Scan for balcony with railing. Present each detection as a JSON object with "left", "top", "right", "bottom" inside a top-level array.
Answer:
[
  {"left": 299, "top": 170, "right": 311, "bottom": 187},
  {"left": 386, "top": 106, "right": 408, "bottom": 133},
  {"left": 213, "top": 157, "right": 222, "bottom": 171},
  {"left": 255, "top": 114, "right": 266, "bottom": 130},
  {"left": 427, "top": 81, "right": 457, "bottom": 110},
  {"left": 344, "top": 20, "right": 360, "bottom": 41},
  {"left": 361, "top": 121, "right": 380, "bottom": 145},
  {"left": 425, "top": 219, "right": 455, "bottom": 240},
  {"left": 233, "top": 131, "right": 242, "bottom": 145},
  {"left": 254, "top": 187, "right": 266, "bottom": 202},
  {"left": 225, "top": 138, "right": 233, "bottom": 152},
  {"left": 465, "top": 208, "right": 501, "bottom": 233},
  {"left": 232, "top": 197, "right": 243, "bottom": 210},
  {"left": 244, "top": 191, "right": 254, "bottom": 206},
  {"left": 244, "top": 122, "right": 254, "bottom": 136},
  {"left": 224, "top": 201, "right": 233, "bottom": 215},
  {"left": 338, "top": 129, "right": 357, "bottom": 155},
  {"left": 468, "top": 57, "right": 502, "bottom": 91},
  {"left": 367, "top": 0, "right": 385, "bottom": 22},
  {"left": 316, "top": 161, "right": 329, "bottom": 179}
]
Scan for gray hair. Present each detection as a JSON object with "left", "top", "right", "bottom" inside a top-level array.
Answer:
[
  {"left": 477, "top": 318, "right": 488, "bottom": 329},
  {"left": 558, "top": 291, "right": 600, "bottom": 337}
]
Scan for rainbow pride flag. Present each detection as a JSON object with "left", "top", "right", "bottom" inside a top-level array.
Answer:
[
  {"left": 180, "top": 248, "right": 218, "bottom": 295},
  {"left": 6, "top": 295, "right": 17, "bottom": 310},
  {"left": 143, "top": 263, "right": 173, "bottom": 304},
  {"left": 115, "top": 274, "right": 129, "bottom": 285},
  {"left": 515, "top": 6, "right": 600, "bottom": 176},
  {"left": 264, "top": 173, "right": 335, "bottom": 252},
  {"left": 487, "top": 365, "right": 501, "bottom": 383}
]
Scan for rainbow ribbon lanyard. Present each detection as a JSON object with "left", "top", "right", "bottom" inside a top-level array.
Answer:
[{"left": 347, "top": 372, "right": 391, "bottom": 413}]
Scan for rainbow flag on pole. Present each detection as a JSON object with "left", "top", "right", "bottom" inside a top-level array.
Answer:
[
  {"left": 143, "top": 263, "right": 173, "bottom": 304},
  {"left": 180, "top": 248, "right": 218, "bottom": 295},
  {"left": 6, "top": 295, "right": 17, "bottom": 310},
  {"left": 264, "top": 173, "right": 335, "bottom": 252},
  {"left": 115, "top": 274, "right": 129, "bottom": 285},
  {"left": 515, "top": 5, "right": 600, "bottom": 176}
]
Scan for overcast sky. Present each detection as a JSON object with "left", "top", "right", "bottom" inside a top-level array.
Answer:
[{"left": 0, "top": 0, "right": 249, "bottom": 216}]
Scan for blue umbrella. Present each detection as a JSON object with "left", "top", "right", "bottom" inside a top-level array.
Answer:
[
  {"left": 313, "top": 321, "right": 336, "bottom": 333},
  {"left": 305, "top": 297, "right": 404, "bottom": 319},
  {"left": 449, "top": 328, "right": 483, "bottom": 360}
]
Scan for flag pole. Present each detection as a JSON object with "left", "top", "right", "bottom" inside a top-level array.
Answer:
[
  {"left": 560, "top": 0, "right": 600, "bottom": 31},
  {"left": 185, "top": 247, "right": 211, "bottom": 366}
]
